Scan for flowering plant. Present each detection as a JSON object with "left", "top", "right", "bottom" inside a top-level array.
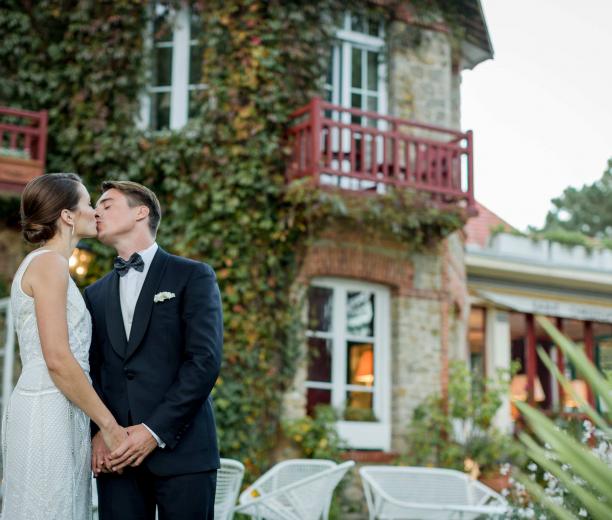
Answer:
[{"left": 403, "top": 361, "right": 519, "bottom": 477}]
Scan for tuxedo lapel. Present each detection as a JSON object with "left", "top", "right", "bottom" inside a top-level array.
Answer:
[
  {"left": 125, "top": 247, "right": 171, "bottom": 360},
  {"left": 105, "top": 272, "right": 128, "bottom": 359}
]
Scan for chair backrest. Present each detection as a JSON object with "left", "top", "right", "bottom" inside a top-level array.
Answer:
[
  {"left": 361, "top": 466, "right": 472, "bottom": 506},
  {"left": 214, "top": 458, "right": 245, "bottom": 520},
  {"left": 236, "top": 460, "right": 355, "bottom": 520},
  {"left": 239, "top": 458, "right": 337, "bottom": 503}
]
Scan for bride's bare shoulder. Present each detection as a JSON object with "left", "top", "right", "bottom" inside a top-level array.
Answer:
[{"left": 21, "top": 251, "right": 69, "bottom": 297}]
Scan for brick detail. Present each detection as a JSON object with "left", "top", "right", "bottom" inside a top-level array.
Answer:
[{"left": 298, "top": 242, "right": 413, "bottom": 296}]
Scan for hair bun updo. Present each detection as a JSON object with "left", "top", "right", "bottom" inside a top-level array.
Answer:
[{"left": 20, "top": 173, "right": 83, "bottom": 245}]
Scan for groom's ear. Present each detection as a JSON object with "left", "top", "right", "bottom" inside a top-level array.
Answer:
[{"left": 135, "top": 205, "right": 150, "bottom": 221}]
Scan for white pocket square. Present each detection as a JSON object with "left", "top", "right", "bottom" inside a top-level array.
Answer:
[{"left": 154, "top": 291, "right": 175, "bottom": 303}]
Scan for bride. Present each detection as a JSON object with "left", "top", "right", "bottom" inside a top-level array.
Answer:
[{"left": 1, "top": 173, "right": 127, "bottom": 519}]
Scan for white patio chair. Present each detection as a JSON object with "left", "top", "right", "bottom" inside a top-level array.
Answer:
[
  {"left": 360, "top": 466, "right": 508, "bottom": 520},
  {"left": 239, "top": 459, "right": 338, "bottom": 520},
  {"left": 215, "top": 458, "right": 246, "bottom": 520},
  {"left": 234, "top": 460, "right": 355, "bottom": 520}
]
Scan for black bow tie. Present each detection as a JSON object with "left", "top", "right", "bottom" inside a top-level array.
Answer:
[{"left": 114, "top": 253, "right": 145, "bottom": 277}]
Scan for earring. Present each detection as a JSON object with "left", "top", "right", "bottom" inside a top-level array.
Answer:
[{"left": 70, "top": 224, "right": 75, "bottom": 237}]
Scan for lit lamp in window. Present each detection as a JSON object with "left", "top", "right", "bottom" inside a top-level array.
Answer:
[
  {"left": 69, "top": 241, "right": 94, "bottom": 281},
  {"left": 563, "top": 379, "right": 588, "bottom": 409},
  {"left": 510, "top": 374, "right": 545, "bottom": 419},
  {"left": 355, "top": 350, "right": 374, "bottom": 386}
]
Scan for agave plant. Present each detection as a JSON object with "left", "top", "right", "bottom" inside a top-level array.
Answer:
[{"left": 513, "top": 315, "right": 612, "bottom": 519}]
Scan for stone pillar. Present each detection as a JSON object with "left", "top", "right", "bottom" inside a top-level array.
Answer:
[{"left": 485, "top": 307, "right": 512, "bottom": 432}]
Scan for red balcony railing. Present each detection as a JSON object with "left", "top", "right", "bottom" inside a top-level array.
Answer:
[
  {"left": 0, "top": 106, "right": 48, "bottom": 192},
  {"left": 287, "top": 97, "right": 474, "bottom": 209}
]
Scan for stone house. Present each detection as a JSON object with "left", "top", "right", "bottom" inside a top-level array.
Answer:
[{"left": 0, "top": 1, "right": 494, "bottom": 462}]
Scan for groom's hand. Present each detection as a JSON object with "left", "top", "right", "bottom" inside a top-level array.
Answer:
[
  {"left": 92, "top": 431, "right": 113, "bottom": 476},
  {"left": 108, "top": 424, "right": 158, "bottom": 471}
]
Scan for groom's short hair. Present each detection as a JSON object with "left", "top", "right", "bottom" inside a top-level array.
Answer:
[{"left": 101, "top": 180, "right": 161, "bottom": 236}]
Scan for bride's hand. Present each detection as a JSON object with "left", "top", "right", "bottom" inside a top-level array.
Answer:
[{"left": 101, "top": 422, "right": 128, "bottom": 452}]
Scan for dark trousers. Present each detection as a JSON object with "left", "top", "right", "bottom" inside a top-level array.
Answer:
[{"left": 96, "top": 465, "right": 217, "bottom": 520}]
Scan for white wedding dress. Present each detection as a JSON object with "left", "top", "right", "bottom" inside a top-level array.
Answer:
[{"left": 1, "top": 249, "right": 92, "bottom": 519}]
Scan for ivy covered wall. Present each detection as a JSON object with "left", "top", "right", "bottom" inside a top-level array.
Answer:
[{"left": 0, "top": 0, "right": 465, "bottom": 474}]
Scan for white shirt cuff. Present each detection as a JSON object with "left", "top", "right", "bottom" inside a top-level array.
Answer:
[{"left": 143, "top": 423, "right": 166, "bottom": 448}]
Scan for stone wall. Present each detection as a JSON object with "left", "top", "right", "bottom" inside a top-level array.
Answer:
[
  {"left": 389, "top": 22, "right": 460, "bottom": 130},
  {"left": 284, "top": 224, "right": 468, "bottom": 454}
]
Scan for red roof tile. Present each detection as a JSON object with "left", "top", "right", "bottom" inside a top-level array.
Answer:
[{"left": 464, "top": 201, "right": 515, "bottom": 247}]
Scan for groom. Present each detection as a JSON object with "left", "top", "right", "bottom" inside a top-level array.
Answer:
[{"left": 84, "top": 180, "right": 223, "bottom": 519}]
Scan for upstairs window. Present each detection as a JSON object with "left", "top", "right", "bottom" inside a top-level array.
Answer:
[{"left": 141, "top": 3, "right": 205, "bottom": 131}]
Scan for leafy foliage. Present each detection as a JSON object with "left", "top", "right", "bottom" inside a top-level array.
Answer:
[
  {"left": 1, "top": 0, "right": 465, "bottom": 477},
  {"left": 283, "top": 405, "right": 346, "bottom": 461},
  {"left": 542, "top": 159, "right": 612, "bottom": 238},
  {"left": 512, "top": 316, "right": 612, "bottom": 519},
  {"left": 404, "top": 361, "right": 519, "bottom": 476}
]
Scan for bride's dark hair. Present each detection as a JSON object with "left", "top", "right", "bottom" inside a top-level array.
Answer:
[{"left": 20, "top": 173, "right": 83, "bottom": 244}]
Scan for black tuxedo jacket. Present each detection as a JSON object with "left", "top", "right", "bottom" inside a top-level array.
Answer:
[{"left": 84, "top": 247, "right": 223, "bottom": 476}]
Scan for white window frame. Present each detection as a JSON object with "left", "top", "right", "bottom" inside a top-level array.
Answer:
[
  {"left": 139, "top": 4, "right": 205, "bottom": 131},
  {"left": 323, "top": 12, "right": 388, "bottom": 190},
  {"left": 330, "top": 12, "right": 387, "bottom": 117},
  {"left": 306, "top": 277, "right": 391, "bottom": 451}
]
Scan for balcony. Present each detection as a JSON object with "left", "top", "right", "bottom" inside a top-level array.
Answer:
[
  {"left": 287, "top": 97, "right": 474, "bottom": 211},
  {"left": 0, "top": 106, "right": 48, "bottom": 193}
]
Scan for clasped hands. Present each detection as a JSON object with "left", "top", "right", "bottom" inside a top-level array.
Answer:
[{"left": 92, "top": 424, "right": 158, "bottom": 476}]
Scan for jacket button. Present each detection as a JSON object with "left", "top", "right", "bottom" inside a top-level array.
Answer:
[{"left": 125, "top": 370, "right": 135, "bottom": 380}]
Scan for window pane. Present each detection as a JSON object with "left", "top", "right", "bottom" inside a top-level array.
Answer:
[
  {"left": 345, "top": 391, "right": 375, "bottom": 421},
  {"left": 347, "top": 291, "right": 374, "bottom": 336},
  {"left": 368, "top": 18, "right": 381, "bottom": 37},
  {"left": 307, "top": 337, "right": 332, "bottom": 383},
  {"left": 326, "top": 51, "right": 334, "bottom": 87},
  {"left": 306, "top": 388, "right": 331, "bottom": 417},
  {"left": 153, "top": 46, "right": 173, "bottom": 87},
  {"left": 307, "top": 287, "right": 333, "bottom": 332},
  {"left": 367, "top": 96, "right": 378, "bottom": 126},
  {"left": 367, "top": 51, "right": 378, "bottom": 91},
  {"left": 153, "top": 4, "right": 173, "bottom": 43},
  {"left": 347, "top": 341, "right": 374, "bottom": 386},
  {"left": 190, "top": 9, "right": 203, "bottom": 40},
  {"left": 150, "top": 91, "right": 171, "bottom": 130},
  {"left": 351, "top": 93, "right": 362, "bottom": 125},
  {"left": 351, "top": 13, "right": 365, "bottom": 33},
  {"left": 351, "top": 48, "right": 362, "bottom": 89},
  {"left": 189, "top": 44, "right": 204, "bottom": 85}
]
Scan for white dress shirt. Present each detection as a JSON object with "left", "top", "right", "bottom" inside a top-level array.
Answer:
[{"left": 118, "top": 242, "right": 165, "bottom": 448}]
